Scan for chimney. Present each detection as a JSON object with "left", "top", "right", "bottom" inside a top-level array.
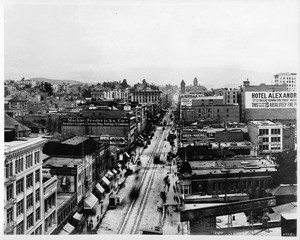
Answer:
[
  {"left": 243, "top": 79, "right": 250, "bottom": 87},
  {"left": 14, "top": 124, "right": 19, "bottom": 139}
]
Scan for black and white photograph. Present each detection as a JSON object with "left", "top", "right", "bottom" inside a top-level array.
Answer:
[{"left": 2, "top": 0, "right": 298, "bottom": 237}]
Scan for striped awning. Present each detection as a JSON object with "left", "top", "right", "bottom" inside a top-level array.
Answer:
[
  {"left": 102, "top": 176, "right": 110, "bottom": 186},
  {"left": 124, "top": 152, "right": 130, "bottom": 158},
  {"left": 138, "top": 135, "right": 144, "bottom": 142},
  {"left": 112, "top": 169, "right": 118, "bottom": 174}
]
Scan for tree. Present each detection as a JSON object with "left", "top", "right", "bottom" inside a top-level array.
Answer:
[
  {"left": 40, "top": 81, "right": 53, "bottom": 96},
  {"left": 82, "top": 88, "right": 91, "bottom": 98},
  {"left": 121, "top": 79, "right": 130, "bottom": 89}
]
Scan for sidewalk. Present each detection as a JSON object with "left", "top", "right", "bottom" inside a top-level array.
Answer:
[
  {"left": 81, "top": 146, "right": 145, "bottom": 234},
  {"left": 160, "top": 158, "right": 189, "bottom": 235}
]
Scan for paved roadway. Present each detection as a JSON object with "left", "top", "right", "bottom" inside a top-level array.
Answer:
[{"left": 97, "top": 111, "right": 184, "bottom": 235}]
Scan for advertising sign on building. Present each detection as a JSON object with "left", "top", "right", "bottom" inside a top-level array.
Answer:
[
  {"left": 245, "top": 92, "right": 297, "bottom": 108},
  {"left": 181, "top": 98, "right": 192, "bottom": 106},
  {"left": 62, "top": 117, "right": 130, "bottom": 126}
]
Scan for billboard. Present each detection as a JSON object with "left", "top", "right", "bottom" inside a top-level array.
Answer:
[{"left": 245, "top": 92, "right": 297, "bottom": 109}]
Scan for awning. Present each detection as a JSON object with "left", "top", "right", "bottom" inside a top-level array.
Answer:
[
  {"left": 102, "top": 176, "right": 110, "bottom": 186},
  {"left": 124, "top": 152, "right": 130, "bottom": 158},
  {"left": 137, "top": 135, "right": 144, "bottom": 142},
  {"left": 83, "top": 193, "right": 98, "bottom": 210},
  {"left": 105, "top": 170, "right": 115, "bottom": 178},
  {"left": 73, "top": 212, "right": 83, "bottom": 222},
  {"left": 63, "top": 223, "right": 75, "bottom": 233},
  {"left": 117, "top": 163, "right": 122, "bottom": 168},
  {"left": 112, "top": 169, "right": 118, "bottom": 174},
  {"left": 95, "top": 183, "right": 105, "bottom": 194}
]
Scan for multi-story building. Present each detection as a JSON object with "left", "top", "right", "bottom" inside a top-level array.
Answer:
[
  {"left": 5, "top": 96, "right": 28, "bottom": 117},
  {"left": 4, "top": 135, "right": 53, "bottom": 235},
  {"left": 130, "top": 89, "right": 162, "bottom": 106},
  {"left": 273, "top": 73, "right": 297, "bottom": 92},
  {"left": 224, "top": 88, "right": 240, "bottom": 105},
  {"left": 282, "top": 125, "right": 296, "bottom": 151},
  {"left": 178, "top": 156, "right": 277, "bottom": 199},
  {"left": 180, "top": 96, "right": 240, "bottom": 124},
  {"left": 247, "top": 120, "right": 283, "bottom": 155},
  {"left": 61, "top": 107, "right": 136, "bottom": 148},
  {"left": 240, "top": 80, "right": 297, "bottom": 123},
  {"left": 42, "top": 136, "right": 110, "bottom": 232}
]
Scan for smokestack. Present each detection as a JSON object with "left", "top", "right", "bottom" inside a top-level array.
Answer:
[{"left": 14, "top": 124, "right": 19, "bottom": 139}]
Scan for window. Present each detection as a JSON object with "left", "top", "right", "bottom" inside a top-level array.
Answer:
[
  {"left": 27, "top": 213, "right": 34, "bottom": 229},
  {"left": 271, "top": 129, "right": 281, "bottom": 134},
  {"left": 16, "top": 178, "right": 24, "bottom": 195},
  {"left": 259, "top": 145, "right": 269, "bottom": 150},
  {"left": 16, "top": 200, "right": 24, "bottom": 216},
  {"left": 36, "top": 208, "right": 40, "bottom": 221},
  {"left": 7, "top": 207, "right": 13, "bottom": 224},
  {"left": 6, "top": 184, "right": 14, "bottom": 201},
  {"left": 227, "top": 109, "right": 229, "bottom": 112},
  {"left": 5, "top": 162, "right": 13, "bottom": 178},
  {"left": 207, "top": 109, "right": 210, "bottom": 112},
  {"left": 199, "top": 114, "right": 201, "bottom": 117},
  {"left": 34, "top": 151, "right": 40, "bottom": 164},
  {"left": 217, "top": 109, "right": 219, "bottom": 112},
  {"left": 36, "top": 189, "right": 40, "bottom": 202},
  {"left": 262, "top": 137, "right": 269, "bottom": 142},
  {"left": 26, "top": 173, "right": 33, "bottom": 188},
  {"left": 227, "top": 114, "right": 229, "bottom": 117},
  {"left": 271, "top": 137, "right": 280, "bottom": 142},
  {"left": 259, "top": 129, "right": 269, "bottom": 135},
  {"left": 230, "top": 182, "right": 234, "bottom": 191},
  {"left": 26, "top": 193, "right": 33, "bottom": 209},
  {"left": 213, "top": 182, "right": 216, "bottom": 191},
  {"left": 35, "top": 169, "right": 40, "bottom": 183},
  {"left": 16, "top": 221, "right": 24, "bottom": 235}
]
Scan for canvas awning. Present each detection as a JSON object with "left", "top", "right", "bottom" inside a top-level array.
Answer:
[
  {"left": 102, "top": 176, "right": 110, "bottom": 186},
  {"left": 124, "top": 152, "right": 130, "bottom": 158},
  {"left": 73, "top": 212, "right": 83, "bottom": 222},
  {"left": 63, "top": 223, "right": 75, "bottom": 233},
  {"left": 138, "top": 135, "right": 144, "bottom": 142},
  {"left": 83, "top": 193, "right": 98, "bottom": 210},
  {"left": 95, "top": 183, "right": 105, "bottom": 194},
  {"left": 105, "top": 170, "right": 115, "bottom": 179}
]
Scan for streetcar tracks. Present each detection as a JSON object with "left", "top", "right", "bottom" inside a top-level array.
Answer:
[{"left": 117, "top": 127, "right": 168, "bottom": 234}]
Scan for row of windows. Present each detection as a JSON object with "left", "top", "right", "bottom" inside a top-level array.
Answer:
[
  {"left": 57, "top": 198, "right": 77, "bottom": 225},
  {"left": 212, "top": 180, "right": 267, "bottom": 192},
  {"left": 199, "top": 113, "right": 230, "bottom": 118},
  {"left": 44, "top": 193, "right": 56, "bottom": 213},
  {"left": 5, "top": 151, "right": 40, "bottom": 178},
  {"left": 259, "top": 128, "right": 281, "bottom": 135}
]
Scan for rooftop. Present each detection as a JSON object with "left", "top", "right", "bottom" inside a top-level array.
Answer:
[
  {"left": 188, "top": 157, "right": 276, "bottom": 175},
  {"left": 44, "top": 156, "right": 83, "bottom": 167},
  {"left": 5, "top": 136, "right": 48, "bottom": 155}
]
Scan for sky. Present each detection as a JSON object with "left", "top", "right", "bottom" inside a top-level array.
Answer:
[{"left": 2, "top": 0, "right": 299, "bottom": 88}]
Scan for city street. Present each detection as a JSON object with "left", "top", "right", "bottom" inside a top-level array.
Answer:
[{"left": 97, "top": 113, "right": 184, "bottom": 235}]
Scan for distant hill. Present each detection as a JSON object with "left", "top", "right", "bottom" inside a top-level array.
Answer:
[{"left": 28, "top": 78, "right": 82, "bottom": 85}]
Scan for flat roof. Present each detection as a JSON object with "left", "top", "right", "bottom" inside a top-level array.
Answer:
[
  {"left": 44, "top": 157, "right": 82, "bottom": 167},
  {"left": 4, "top": 137, "right": 48, "bottom": 155},
  {"left": 249, "top": 120, "right": 282, "bottom": 126},
  {"left": 188, "top": 157, "right": 276, "bottom": 174},
  {"left": 61, "top": 136, "right": 88, "bottom": 145}
]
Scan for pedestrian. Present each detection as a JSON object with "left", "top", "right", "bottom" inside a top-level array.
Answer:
[{"left": 177, "top": 224, "right": 180, "bottom": 233}]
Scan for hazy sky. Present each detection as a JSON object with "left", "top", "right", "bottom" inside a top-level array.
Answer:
[{"left": 3, "top": 0, "right": 299, "bottom": 88}]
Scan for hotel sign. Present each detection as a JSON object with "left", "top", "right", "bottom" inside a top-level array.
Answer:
[
  {"left": 181, "top": 98, "right": 192, "bottom": 106},
  {"left": 62, "top": 117, "right": 130, "bottom": 126},
  {"left": 245, "top": 92, "right": 297, "bottom": 108}
]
